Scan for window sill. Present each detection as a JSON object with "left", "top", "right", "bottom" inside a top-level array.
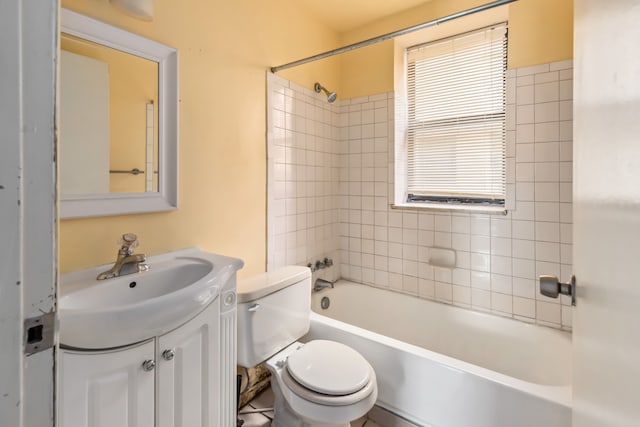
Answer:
[{"left": 391, "top": 202, "right": 507, "bottom": 215}]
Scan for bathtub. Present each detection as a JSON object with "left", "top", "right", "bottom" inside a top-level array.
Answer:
[{"left": 304, "top": 280, "right": 572, "bottom": 427}]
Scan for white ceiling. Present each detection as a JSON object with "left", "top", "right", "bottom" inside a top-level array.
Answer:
[{"left": 296, "top": 0, "right": 434, "bottom": 33}]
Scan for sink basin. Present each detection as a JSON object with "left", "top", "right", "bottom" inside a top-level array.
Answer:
[{"left": 60, "top": 248, "right": 243, "bottom": 349}]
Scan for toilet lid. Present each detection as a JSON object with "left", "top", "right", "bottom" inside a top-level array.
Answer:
[{"left": 286, "top": 340, "right": 371, "bottom": 396}]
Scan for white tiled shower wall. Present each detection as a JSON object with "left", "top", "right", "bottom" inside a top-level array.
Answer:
[
  {"left": 266, "top": 73, "right": 342, "bottom": 282},
  {"left": 267, "top": 60, "right": 573, "bottom": 329}
]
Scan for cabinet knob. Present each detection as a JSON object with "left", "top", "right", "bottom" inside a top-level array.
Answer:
[
  {"left": 141, "top": 359, "right": 156, "bottom": 372},
  {"left": 162, "top": 349, "right": 175, "bottom": 361}
]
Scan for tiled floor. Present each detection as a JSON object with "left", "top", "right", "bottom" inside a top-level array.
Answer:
[
  {"left": 238, "top": 385, "right": 424, "bottom": 426},
  {"left": 238, "top": 387, "right": 274, "bottom": 427},
  {"left": 366, "top": 406, "right": 420, "bottom": 427},
  {"left": 353, "top": 417, "right": 383, "bottom": 427}
]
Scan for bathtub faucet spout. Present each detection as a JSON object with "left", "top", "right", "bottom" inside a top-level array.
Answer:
[{"left": 314, "top": 278, "right": 334, "bottom": 292}]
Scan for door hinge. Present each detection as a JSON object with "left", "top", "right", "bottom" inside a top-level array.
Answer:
[{"left": 24, "top": 312, "right": 55, "bottom": 356}]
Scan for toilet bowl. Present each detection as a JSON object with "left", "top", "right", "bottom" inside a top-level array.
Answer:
[
  {"left": 266, "top": 340, "right": 377, "bottom": 427},
  {"left": 237, "top": 266, "right": 378, "bottom": 427}
]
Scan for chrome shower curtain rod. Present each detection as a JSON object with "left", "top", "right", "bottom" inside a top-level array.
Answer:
[{"left": 270, "top": 0, "right": 518, "bottom": 73}]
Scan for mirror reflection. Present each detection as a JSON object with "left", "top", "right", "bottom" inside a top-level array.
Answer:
[{"left": 60, "top": 33, "right": 159, "bottom": 194}]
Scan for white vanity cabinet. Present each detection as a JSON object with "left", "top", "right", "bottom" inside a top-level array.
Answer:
[
  {"left": 156, "top": 298, "right": 220, "bottom": 427},
  {"left": 60, "top": 297, "right": 237, "bottom": 427},
  {"left": 59, "top": 340, "right": 156, "bottom": 427},
  {"left": 59, "top": 248, "right": 242, "bottom": 427}
]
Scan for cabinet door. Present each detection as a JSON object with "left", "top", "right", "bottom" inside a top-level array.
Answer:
[
  {"left": 157, "top": 303, "right": 221, "bottom": 427},
  {"left": 60, "top": 340, "right": 155, "bottom": 427}
]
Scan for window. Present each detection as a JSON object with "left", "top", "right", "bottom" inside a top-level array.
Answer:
[{"left": 400, "top": 23, "right": 507, "bottom": 209}]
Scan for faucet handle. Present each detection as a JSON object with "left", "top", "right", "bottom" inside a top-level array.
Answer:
[
  {"left": 119, "top": 233, "right": 139, "bottom": 254},
  {"left": 122, "top": 233, "right": 138, "bottom": 243}
]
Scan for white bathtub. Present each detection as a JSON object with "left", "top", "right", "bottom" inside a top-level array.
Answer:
[{"left": 304, "top": 280, "right": 572, "bottom": 427}]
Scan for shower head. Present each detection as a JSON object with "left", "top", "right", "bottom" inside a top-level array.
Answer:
[{"left": 314, "top": 82, "right": 337, "bottom": 103}]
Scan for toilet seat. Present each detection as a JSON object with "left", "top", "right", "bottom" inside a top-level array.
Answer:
[
  {"left": 287, "top": 340, "right": 371, "bottom": 395},
  {"left": 281, "top": 340, "right": 376, "bottom": 407},
  {"left": 282, "top": 363, "right": 376, "bottom": 407}
]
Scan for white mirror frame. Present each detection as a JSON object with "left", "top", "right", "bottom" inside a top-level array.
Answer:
[{"left": 60, "top": 8, "right": 178, "bottom": 219}]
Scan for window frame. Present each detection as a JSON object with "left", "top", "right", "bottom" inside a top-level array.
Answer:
[{"left": 393, "top": 21, "right": 510, "bottom": 214}]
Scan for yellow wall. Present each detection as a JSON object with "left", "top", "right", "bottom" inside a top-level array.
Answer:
[
  {"left": 508, "top": 0, "right": 573, "bottom": 67},
  {"left": 60, "top": 0, "right": 573, "bottom": 275},
  {"left": 59, "top": 0, "right": 341, "bottom": 275},
  {"left": 337, "top": 0, "right": 573, "bottom": 99}
]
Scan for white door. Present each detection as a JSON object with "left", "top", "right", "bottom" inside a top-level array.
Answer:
[
  {"left": 156, "top": 304, "right": 221, "bottom": 427},
  {"left": 59, "top": 50, "right": 111, "bottom": 195},
  {"left": 573, "top": 1, "right": 640, "bottom": 425},
  {"left": 0, "top": 1, "right": 58, "bottom": 426}
]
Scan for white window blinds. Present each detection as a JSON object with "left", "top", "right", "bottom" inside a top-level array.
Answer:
[{"left": 406, "top": 24, "right": 507, "bottom": 206}]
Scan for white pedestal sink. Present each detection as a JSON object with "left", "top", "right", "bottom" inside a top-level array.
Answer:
[{"left": 59, "top": 247, "right": 243, "bottom": 349}]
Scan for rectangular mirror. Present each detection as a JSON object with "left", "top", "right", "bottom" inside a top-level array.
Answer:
[{"left": 60, "top": 8, "right": 178, "bottom": 218}]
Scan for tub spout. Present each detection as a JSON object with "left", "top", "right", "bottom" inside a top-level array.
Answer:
[{"left": 314, "top": 278, "right": 334, "bottom": 292}]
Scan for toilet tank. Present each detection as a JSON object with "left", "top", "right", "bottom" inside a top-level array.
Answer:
[{"left": 237, "top": 266, "right": 311, "bottom": 367}]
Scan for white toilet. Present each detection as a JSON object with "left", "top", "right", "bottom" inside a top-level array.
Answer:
[{"left": 237, "top": 266, "right": 377, "bottom": 427}]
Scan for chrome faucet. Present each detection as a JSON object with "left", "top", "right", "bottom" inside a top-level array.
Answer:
[
  {"left": 307, "top": 257, "right": 334, "bottom": 273},
  {"left": 96, "top": 233, "right": 149, "bottom": 280},
  {"left": 314, "top": 278, "right": 334, "bottom": 292}
]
